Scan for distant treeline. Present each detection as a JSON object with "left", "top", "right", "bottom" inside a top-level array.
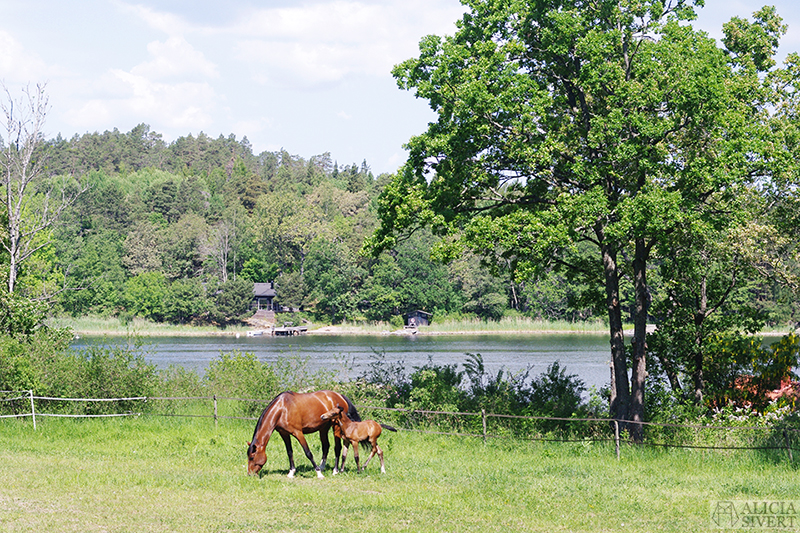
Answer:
[{"left": 4, "top": 124, "right": 796, "bottom": 327}]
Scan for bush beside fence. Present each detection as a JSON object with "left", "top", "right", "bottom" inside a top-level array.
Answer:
[{"left": 2, "top": 390, "right": 798, "bottom": 462}]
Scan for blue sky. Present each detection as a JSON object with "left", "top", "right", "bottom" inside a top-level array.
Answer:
[{"left": 0, "top": 1, "right": 798, "bottom": 175}]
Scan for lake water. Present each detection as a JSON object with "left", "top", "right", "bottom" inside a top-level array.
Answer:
[{"left": 70, "top": 333, "right": 613, "bottom": 392}]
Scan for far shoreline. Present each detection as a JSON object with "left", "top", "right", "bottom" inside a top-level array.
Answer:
[
  {"left": 68, "top": 326, "right": 612, "bottom": 338},
  {"left": 61, "top": 321, "right": 796, "bottom": 339}
]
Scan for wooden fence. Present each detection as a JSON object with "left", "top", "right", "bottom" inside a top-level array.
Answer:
[{"left": 1, "top": 390, "right": 798, "bottom": 462}]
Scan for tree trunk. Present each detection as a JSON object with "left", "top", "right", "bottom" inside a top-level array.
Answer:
[
  {"left": 692, "top": 275, "right": 708, "bottom": 404},
  {"left": 602, "top": 242, "right": 629, "bottom": 424},
  {"left": 630, "top": 237, "right": 650, "bottom": 443},
  {"left": 656, "top": 352, "right": 682, "bottom": 393}
]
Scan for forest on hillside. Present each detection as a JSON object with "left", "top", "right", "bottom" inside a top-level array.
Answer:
[
  {"left": 1, "top": 123, "right": 797, "bottom": 330},
  {"left": 5, "top": 124, "right": 583, "bottom": 326}
]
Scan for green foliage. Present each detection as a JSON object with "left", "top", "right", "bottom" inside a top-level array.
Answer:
[
  {"left": 123, "top": 271, "right": 169, "bottom": 321},
  {"left": 207, "top": 277, "right": 253, "bottom": 324},
  {"left": 162, "top": 278, "right": 207, "bottom": 324},
  {"left": 405, "top": 362, "right": 465, "bottom": 413},
  {"left": 462, "top": 352, "right": 531, "bottom": 414},
  {"left": 239, "top": 258, "right": 278, "bottom": 283},
  {"left": 362, "top": 230, "right": 459, "bottom": 321},
  {"left": 57, "top": 231, "right": 126, "bottom": 316},
  {"left": 705, "top": 333, "right": 800, "bottom": 411},
  {"left": 305, "top": 239, "right": 363, "bottom": 322},
  {"left": 360, "top": 350, "right": 589, "bottom": 430},
  {"left": 203, "top": 351, "right": 280, "bottom": 416},
  {"left": 0, "top": 332, "right": 157, "bottom": 416},
  {"left": 527, "top": 362, "right": 587, "bottom": 419},
  {"left": 0, "top": 336, "right": 41, "bottom": 391},
  {"left": 70, "top": 344, "right": 159, "bottom": 413},
  {"left": 0, "top": 291, "right": 48, "bottom": 338}
]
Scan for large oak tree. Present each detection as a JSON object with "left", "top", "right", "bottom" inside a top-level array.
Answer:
[{"left": 368, "top": 0, "right": 791, "bottom": 437}]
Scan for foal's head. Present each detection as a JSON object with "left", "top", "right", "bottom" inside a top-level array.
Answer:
[{"left": 320, "top": 404, "right": 344, "bottom": 422}]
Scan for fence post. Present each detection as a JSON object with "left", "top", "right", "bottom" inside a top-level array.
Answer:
[
  {"left": 29, "top": 390, "right": 36, "bottom": 431},
  {"left": 614, "top": 420, "right": 620, "bottom": 461},
  {"left": 213, "top": 394, "right": 218, "bottom": 428},
  {"left": 481, "top": 409, "right": 487, "bottom": 445},
  {"left": 784, "top": 429, "right": 793, "bottom": 463}
]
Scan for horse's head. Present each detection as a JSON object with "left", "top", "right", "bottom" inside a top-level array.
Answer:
[
  {"left": 247, "top": 441, "right": 267, "bottom": 475},
  {"left": 320, "top": 404, "right": 344, "bottom": 422}
]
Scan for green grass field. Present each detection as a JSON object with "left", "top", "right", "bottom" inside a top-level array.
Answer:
[{"left": 1, "top": 416, "right": 798, "bottom": 532}]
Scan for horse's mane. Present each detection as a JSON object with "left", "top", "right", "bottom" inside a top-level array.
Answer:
[
  {"left": 341, "top": 393, "right": 361, "bottom": 422},
  {"left": 249, "top": 391, "right": 293, "bottom": 451}
]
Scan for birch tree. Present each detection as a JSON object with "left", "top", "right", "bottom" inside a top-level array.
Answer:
[{"left": 1, "top": 83, "right": 87, "bottom": 294}]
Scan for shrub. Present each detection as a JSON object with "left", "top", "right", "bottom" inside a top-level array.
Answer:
[
  {"left": 203, "top": 351, "right": 280, "bottom": 416},
  {"left": 70, "top": 344, "right": 160, "bottom": 414}
]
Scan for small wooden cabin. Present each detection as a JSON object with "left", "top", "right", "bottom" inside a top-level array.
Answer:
[
  {"left": 251, "top": 282, "right": 277, "bottom": 311},
  {"left": 406, "top": 310, "right": 432, "bottom": 327}
]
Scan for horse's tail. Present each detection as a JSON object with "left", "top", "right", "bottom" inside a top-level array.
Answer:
[
  {"left": 341, "top": 393, "right": 361, "bottom": 422},
  {"left": 380, "top": 423, "right": 397, "bottom": 432}
]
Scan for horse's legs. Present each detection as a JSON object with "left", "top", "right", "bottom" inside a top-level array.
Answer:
[
  {"left": 279, "top": 430, "right": 296, "bottom": 478},
  {"left": 319, "top": 427, "right": 330, "bottom": 472},
  {"left": 293, "top": 432, "right": 324, "bottom": 479},
  {"left": 333, "top": 435, "right": 343, "bottom": 474}
]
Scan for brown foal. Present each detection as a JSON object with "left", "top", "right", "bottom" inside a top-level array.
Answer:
[{"left": 320, "top": 404, "right": 396, "bottom": 473}]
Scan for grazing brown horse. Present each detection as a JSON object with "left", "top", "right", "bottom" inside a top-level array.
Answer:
[
  {"left": 247, "top": 390, "right": 360, "bottom": 478},
  {"left": 320, "top": 404, "right": 397, "bottom": 473}
]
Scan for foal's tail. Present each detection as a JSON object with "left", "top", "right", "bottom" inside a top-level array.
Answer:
[{"left": 380, "top": 423, "right": 397, "bottom": 432}]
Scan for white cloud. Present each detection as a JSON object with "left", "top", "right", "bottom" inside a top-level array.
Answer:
[
  {"left": 231, "top": 117, "right": 273, "bottom": 141},
  {"left": 0, "top": 30, "right": 55, "bottom": 83},
  {"left": 61, "top": 31, "right": 220, "bottom": 133},
  {"left": 117, "top": 2, "right": 192, "bottom": 36},
  {"left": 112, "top": 69, "right": 218, "bottom": 128},
  {"left": 132, "top": 36, "right": 219, "bottom": 80},
  {"left": 231, "top": 0, "right": 463, "bottom": 88},
  {"left": 65, "top": 70, "right": 219, "bottom": 131}
]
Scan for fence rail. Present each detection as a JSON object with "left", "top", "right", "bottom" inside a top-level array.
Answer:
[{"left": 1, "top": 390, "right": 798, "bottom": 461}]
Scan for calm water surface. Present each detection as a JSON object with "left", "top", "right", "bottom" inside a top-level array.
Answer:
[{"left": 71, "top": 333, "right": 612, "bottom": 392}]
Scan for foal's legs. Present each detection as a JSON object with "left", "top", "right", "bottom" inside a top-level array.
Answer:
[
  {"left": 377, "top": 444, "right": 386, "bottom": 473},
  {"left": 362, "top": 439, "right": 385, "bottom": 473},
  {"left": 339, "top": 440, "right": 350, "bottom": 472},
  {"left": 352, "top": 441, "right": 361, "bottom": 472}
]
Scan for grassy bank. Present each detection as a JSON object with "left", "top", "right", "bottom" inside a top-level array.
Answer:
[
  {"left": 48, "top": 314, "right": 795, "bottom": 339},
  {"left": 46, "top": 316, "right": 251, "bottom": 337},
  {"left": 1, "top": 416, "right": 797, "bottom": 532},
  {"left": 49, "top": 315, "right": 612, "bottom": 337}
]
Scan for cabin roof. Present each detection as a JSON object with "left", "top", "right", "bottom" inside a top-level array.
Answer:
[{"left": 253, "top": 282, "right": 276, "bottom": 298}]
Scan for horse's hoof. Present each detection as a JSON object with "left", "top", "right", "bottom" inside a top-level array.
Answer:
[
  {"left": 317, "top": 471, "right": 325, "bottom": 479},
  {"left": 333, "top": 469, "right": 339, "bottom": 476},
  {"left": 287, "top": 470, "right": 295, "bottom": 479}
]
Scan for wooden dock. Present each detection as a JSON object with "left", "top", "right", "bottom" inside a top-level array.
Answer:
[
  {"left": 247, "top": 326, "right": 308, "bottom": 337},
  {"left": 272, "top": 326, "right": 307, "bottom": 336}
]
